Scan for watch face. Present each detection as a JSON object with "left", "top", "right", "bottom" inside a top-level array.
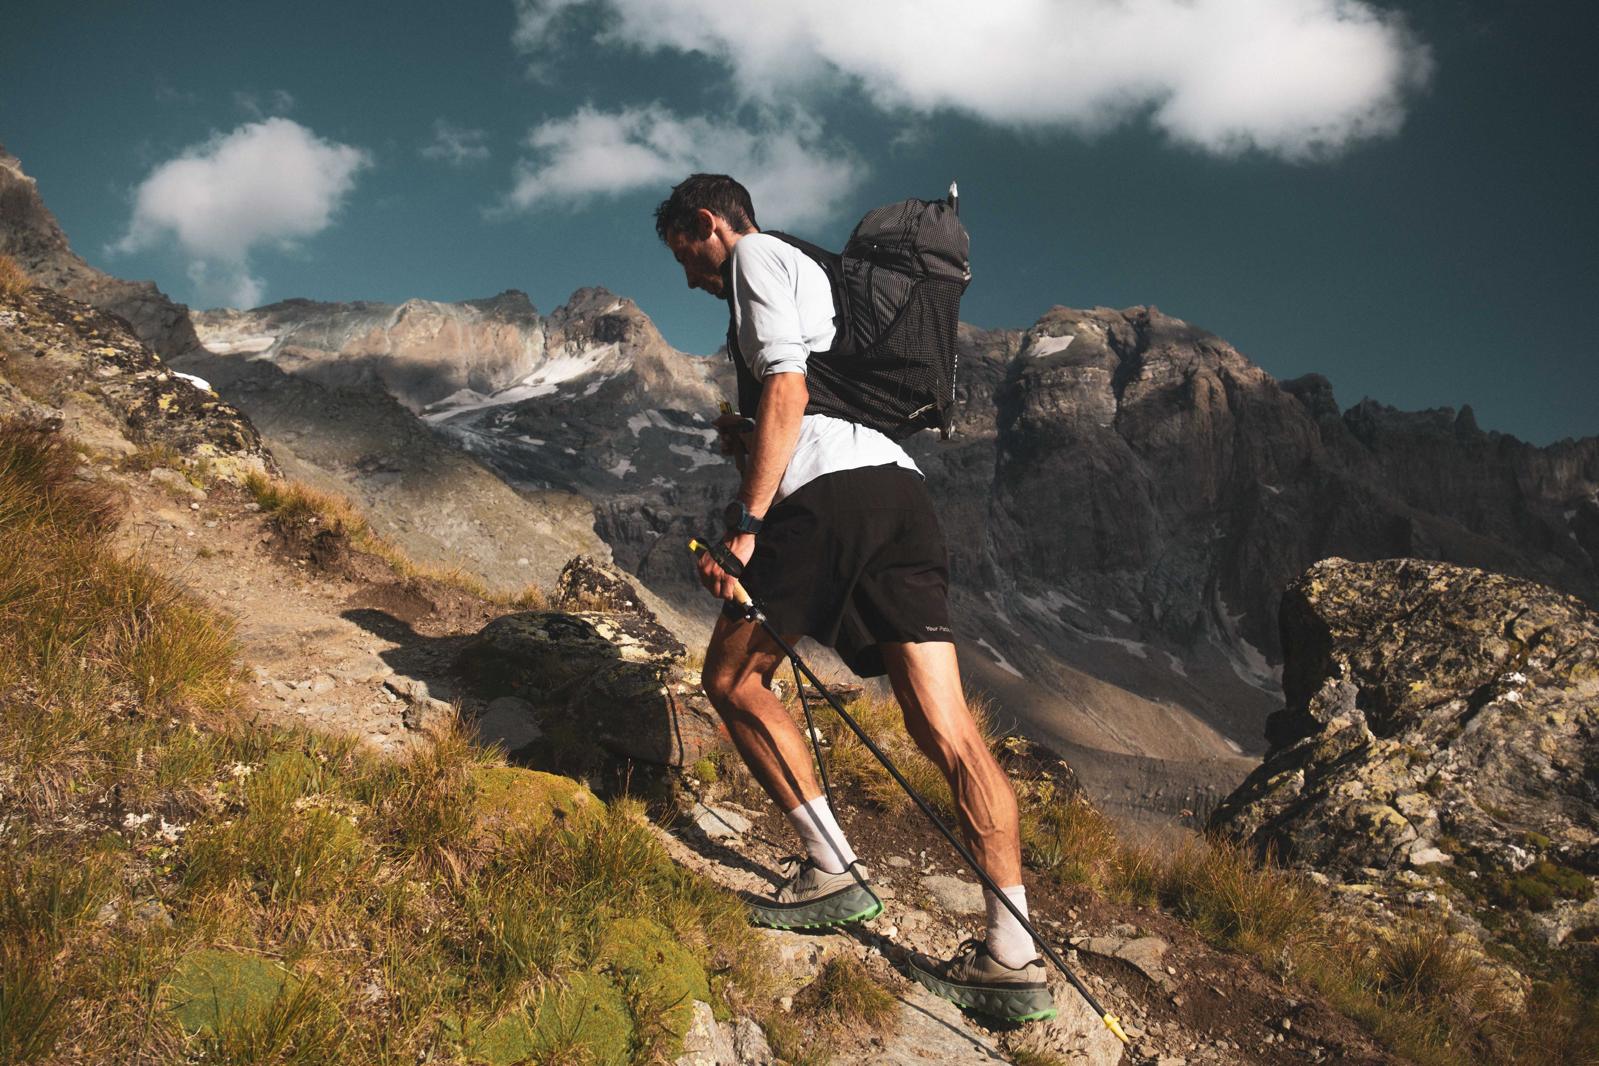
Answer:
[{"left": 724, "top": 501, "right": 759, "bottom": 533}]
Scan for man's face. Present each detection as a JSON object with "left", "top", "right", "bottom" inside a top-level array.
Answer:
[{"left": 666, "top": 218, "right": 731, "bottom": 299}]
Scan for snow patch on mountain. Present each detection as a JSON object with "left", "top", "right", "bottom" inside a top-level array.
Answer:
[
  {"left": 1026, "top": 333, "right": 1075, "bottom": 359},
  {"left": 422, "top": 343, "right": 619, "bottom": 423},
  {"left": 627, "top": 409, "right": 718, "bottom": 444},
  {"left": 201, "top": 332, "right": 277, "bottom": 356}
]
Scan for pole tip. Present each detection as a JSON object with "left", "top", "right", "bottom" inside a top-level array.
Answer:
[
  {"left": 688, "top": 538, "right": 704, "bottom": 553},
  {"left": 1102, "top": 1013, "right": 1129, "bottom": 1044}
]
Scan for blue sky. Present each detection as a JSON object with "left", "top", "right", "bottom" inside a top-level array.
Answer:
[{"left": 3, "top": 0, "right": 1595, "bottom": 443}]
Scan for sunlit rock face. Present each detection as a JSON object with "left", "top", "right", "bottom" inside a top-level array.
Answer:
[
  {"left": 194, "top": 291, "right": 553, "bottom": 411},
  {"left": 190, "top": 284, "right": 717, "bottom": 419}
]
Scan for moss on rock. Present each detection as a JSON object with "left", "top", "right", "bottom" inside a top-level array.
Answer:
[
  {"left": 472, "top": 765, "right": 598, "bottom": 836},
  {"left": 164, "top": 949, "right": 296, "bottom": 1035},
  {"left": 595, "top": 915, "right": 710, "bottom": 1052}
]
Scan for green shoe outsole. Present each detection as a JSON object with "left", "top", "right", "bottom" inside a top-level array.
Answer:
[
  {"left": 905, "top": 961, "right": 1057, "bottom": 1023},
  {"left": 746, "top": 887, "right": 883, "bottom": 930}
]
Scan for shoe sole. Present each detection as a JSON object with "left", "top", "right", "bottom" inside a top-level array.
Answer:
[
  {"left": 747, "top": 886, "right": 884, "bottom": 930},
  {"left": 905, "top": 959, "right": 1058, "bottom": 1023}
]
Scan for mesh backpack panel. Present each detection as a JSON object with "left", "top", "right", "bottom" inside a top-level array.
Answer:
[{"left": 731, "top": 190, "right": 969, "bottom": 440}]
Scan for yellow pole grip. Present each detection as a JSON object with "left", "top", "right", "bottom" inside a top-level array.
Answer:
[{"left": 687, "top": 539, "right": 754, "bottom": 608}]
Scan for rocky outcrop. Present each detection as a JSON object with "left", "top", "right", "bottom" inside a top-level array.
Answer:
[
  {"left": 1212, "top": 558, "right": 1598, "bottom": 965},
  {"left": 0, "top": 284, "right": 271, "bottom": 479},
  {"left": 552, "top": 553, "right": 648, "bottom": 615},
  {"left": 0, "top": 143, "right": 200, "bottom": 359},
  {"left": 456, "top": 600, "right": 723, "bottom": 768}
]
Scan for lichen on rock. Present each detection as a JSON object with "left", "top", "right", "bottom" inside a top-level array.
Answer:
[{"left": 1213, "top": 557, "right": 1599, "bottom": 978}]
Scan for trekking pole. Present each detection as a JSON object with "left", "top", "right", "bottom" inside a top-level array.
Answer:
[{"left": 688, "top": 538, "right": 1131, "bottom": 1045}]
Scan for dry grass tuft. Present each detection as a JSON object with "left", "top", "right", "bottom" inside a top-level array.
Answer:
[
  {"left": 795, "top": 954, "right": 898, "bottom": 1033},
  {"left": 0, "top": 253, "right": 31, "bottom": 297},
  {"left": 1150, "top": 837, "right": 1319, "bottom": 956},
  {"left": 1020, "top": 791, "right": 1129, "bottom": 897}
]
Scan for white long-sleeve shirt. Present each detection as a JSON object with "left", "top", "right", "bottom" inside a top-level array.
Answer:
[{"left": 728, "top": 232, "right": 920, "bottom": 504}]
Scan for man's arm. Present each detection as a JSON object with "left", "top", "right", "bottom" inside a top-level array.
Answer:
[
  {"left": 738, "top": 371, "right": 808, "bottom": 519},
  {"left": 698, "top": 370, "right": 807, "bottom": 601}
]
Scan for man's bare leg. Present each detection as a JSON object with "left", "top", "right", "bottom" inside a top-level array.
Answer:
[
  {"left": 700, "top": 613, "right": 870, "bottom": 915},
  {"left": 699, "top": 612, "right": 819, "bottom": 811},
  {"left": 881, "top": 639, "right": 1036, "bottom": 968},
  {"left": 880, "top": 639, "right": 1021, "bottom": 884}
]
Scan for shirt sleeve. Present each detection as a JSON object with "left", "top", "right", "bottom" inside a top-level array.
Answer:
[{"left": 730, "top": 236, "right": 809, "bottom": 378}]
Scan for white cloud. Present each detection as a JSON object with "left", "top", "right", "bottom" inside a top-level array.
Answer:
[
  {"left": 502, "top": 104, "right": 864, "bottom": 228},
  {"left": 513, "top": 0, "right": 1432, "bottom": 161},
  {"left": 112, "top": 118, "right": 370, "bottom": 308},
  {"left": 422, "top": 119, "right": 491, "bottom": 166}
]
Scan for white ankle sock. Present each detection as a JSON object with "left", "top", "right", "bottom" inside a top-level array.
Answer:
[
  {"left": 785, "top": 796, "right": 857, "bottom": 875},
  {"left": 985, "top": 885, "right": 1035, "bottom": 969}
]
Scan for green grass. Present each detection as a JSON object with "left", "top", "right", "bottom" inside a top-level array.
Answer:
[{"left": 0, "top": 421, "right": 774, "bottom": 1064}]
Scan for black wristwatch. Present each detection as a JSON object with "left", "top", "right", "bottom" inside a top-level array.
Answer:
[{"left": 723, "top": 500, "right": 764, "bottom": 536}]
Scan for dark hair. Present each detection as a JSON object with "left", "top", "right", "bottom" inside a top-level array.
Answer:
[{"left": 654, "top": 173, "right": 757, "bottom": 242}]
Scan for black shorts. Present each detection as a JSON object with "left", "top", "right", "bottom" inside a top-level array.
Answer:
[{"left": 724, "top": 464, "right": 953, "bottom": 678}]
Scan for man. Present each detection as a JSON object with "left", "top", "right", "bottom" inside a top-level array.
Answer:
[{"left": 655, "top": 174, "right": 1055, "bottom": 1022}]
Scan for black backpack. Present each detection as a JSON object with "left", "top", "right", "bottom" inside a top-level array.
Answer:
[{"left": 726, "top": 186, "right": 971, "bottom": 440}]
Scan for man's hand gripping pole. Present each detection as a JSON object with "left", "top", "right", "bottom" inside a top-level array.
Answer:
[{"left": 687, "top": 538, "right": 761, "bottom": 622}]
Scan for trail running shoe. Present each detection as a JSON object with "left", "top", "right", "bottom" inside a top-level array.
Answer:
[
  {"left": 745, "top": 857, "right": 883, "bottom": 930},
  {"left": 906, "top": 938, "right": 1058, "bottom": 1022}
]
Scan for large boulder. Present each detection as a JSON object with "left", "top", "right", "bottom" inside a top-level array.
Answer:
[
  {"left": 457, "top": 606, "right": 722, "bottom": 767},
  {"left": 1212, "top": 557, "right": 1598, "bottom": 957}
]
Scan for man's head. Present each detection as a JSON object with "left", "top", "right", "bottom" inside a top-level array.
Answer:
[{"left": 654, "top": 174, "right": 758, "bottom": 299}]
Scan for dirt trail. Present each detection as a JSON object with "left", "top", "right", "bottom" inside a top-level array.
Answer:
[{"left": 111, "top": 474, "right": 496, "bottom": 753}]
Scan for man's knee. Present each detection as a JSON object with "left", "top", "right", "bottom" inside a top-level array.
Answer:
[{"left": 700, "top": 636, "right": 781, "bottom": 716}]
